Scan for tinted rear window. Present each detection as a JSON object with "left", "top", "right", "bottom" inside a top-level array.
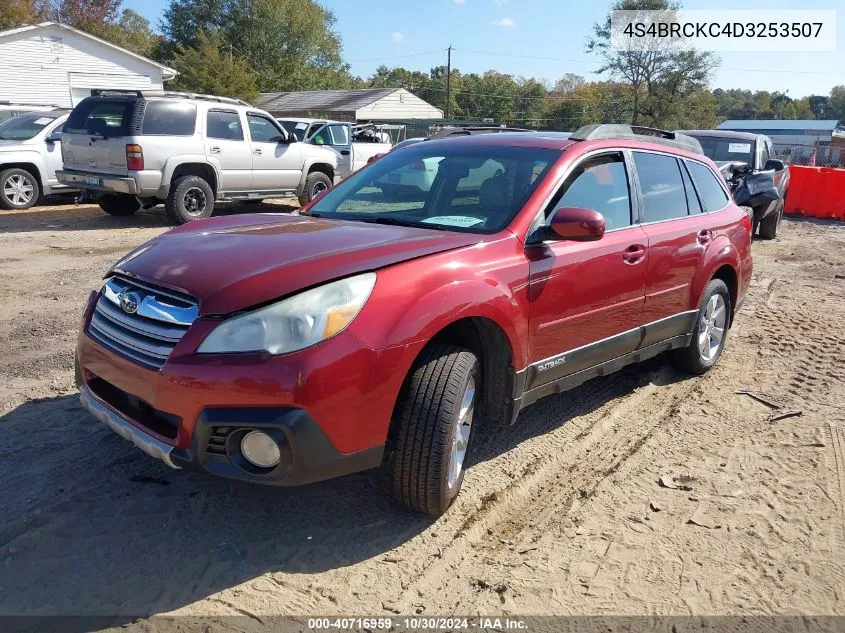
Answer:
[
  {"left": 141, "top": 101, "right": 196, "bottom": 135},
  {"left": 632, "top": 152, "right": 688, "bottom": 222},
  {"left": 65, "top": 98, "right": 134, "bottom": 137},
  {"left": 686, "top": 160, "right": 730, "bottom": 212}
]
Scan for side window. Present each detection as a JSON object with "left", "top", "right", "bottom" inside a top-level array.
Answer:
[
  {"left": 632, "top": 151, "right": 688, "bottom": 223},
  {"left": 679, "top": 160, "right": 702, "bottom": 214},
  {"left": 326, "top": 124, "right": 350, "bottom": 146},
  {"left": 759, "top": 139, "right": 770, "bottom": 168},
  {"left": 686, "top": 160, "right": 730, "bottom": 212},
  {"left": 206, "top": 110, "right": 243, "bottom": 141},
  {"left": 549, "top": 153, "right": 632, "bottom": 231},
  {"left": 141, "top": 101, "right": 196, "bottom": 135},
  {"left": 247, "top": 114, "right": 285, "bottom": 143}
]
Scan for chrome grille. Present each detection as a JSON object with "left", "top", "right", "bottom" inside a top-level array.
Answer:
[{"left": 87, "top": 276, "right": 199, "bottom": 369}]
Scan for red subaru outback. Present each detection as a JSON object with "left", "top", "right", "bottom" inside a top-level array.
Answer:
[{"left": 75, "top": 125, "right": 752, "bottom": 515}]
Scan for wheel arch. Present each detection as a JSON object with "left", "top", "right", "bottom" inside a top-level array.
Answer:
[
  {"left": 298, "top": 161, "right": 335, "bottom": 193},
  {"left": 709, "top": 263, "right": 739, "bottom": 327},
  {"left": 166, "top": 160, "right": 218, "bottom": 196},
  {"left": 0, "top": 162, "right": 44, "bottom": 189}
]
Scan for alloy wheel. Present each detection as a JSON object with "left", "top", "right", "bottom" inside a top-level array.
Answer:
[
  {"left": 3, "top": 174, "right": 35, "bottom": 207},
  {"left": 447, "top": 374, "right": 476, "bottom": 489},
  {"left": 698, "top": 294, "right": 727, "bottom": 362},
  {"left": 183, "top": 187, "right": 208, "bottom": 216}
]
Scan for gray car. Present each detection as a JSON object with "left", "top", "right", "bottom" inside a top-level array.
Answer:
[
  {"left": 57, "top": 90, "right": 339, "bottom": 224},
  {"left": 678, "top": 129, "right": 789, "bottom": 239}
]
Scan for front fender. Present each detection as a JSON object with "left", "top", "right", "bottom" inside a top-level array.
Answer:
[
  {"left": 0, "top": 150, "right": 45, "bottom": 186},
  {"left": 297, "top": 152, "right": 340, "bottom": 190}
]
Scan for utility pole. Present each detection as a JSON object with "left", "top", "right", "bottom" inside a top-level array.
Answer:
[{"left": 445, "top": 46, "right": 452, "bottom": 120}]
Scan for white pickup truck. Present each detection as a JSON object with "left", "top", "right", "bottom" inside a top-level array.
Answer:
[
  {"left": 276, "top": 118, "right": 393, "bottom": 178},
  {"left": 0, "top": 111, "right": 72, "bottom": 210}
]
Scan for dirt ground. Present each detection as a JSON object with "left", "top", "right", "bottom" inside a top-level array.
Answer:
[{"left": 1, "top": 201, "right": 845, "bottom": 628}]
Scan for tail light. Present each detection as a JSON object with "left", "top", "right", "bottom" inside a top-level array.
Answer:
[
  {"left": 409, "top": 160, "right": 426, "bottom": 171},
  {"left": 126, "top": 144, "right": 144, "bottom": 171},
  {"left": 741, "top": 210, "right": 753, "bottom": 234}
]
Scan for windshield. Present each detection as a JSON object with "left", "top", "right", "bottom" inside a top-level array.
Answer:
[
  {"left": 695, "top": 136, "right": 755, "bottom": 165},
  {"left": 309, "top": 143, "right": 560, "bottom": 234},
  {"left": 279, "top": 120, "right": 310, "bottom": 141},
  {"left": 0, "top": 113, "right": 59, "bottom": 140}
]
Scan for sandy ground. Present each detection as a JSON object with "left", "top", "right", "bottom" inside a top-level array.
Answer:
[{"left": 1, "top": 200, "right": 845, "bottom": 628}]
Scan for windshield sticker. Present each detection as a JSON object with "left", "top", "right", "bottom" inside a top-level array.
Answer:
[
  {"left": 728, "top": 143, "right": 752, "bottom": 153},
  {"left": 34, "top": 117, "right": 53, "bottom": 125},
  {"left": 421, "top": 216, "right": 484, "bottom": 228}
]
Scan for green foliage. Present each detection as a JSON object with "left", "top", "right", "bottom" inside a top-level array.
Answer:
[
  {"left": 0, "top": 0, "right": 49, "bottom": 30},
  {"left": 159, "top": 0, "right": 353, "bottom": 91},
  {"left": 170, "top": 30, "right": 259, "bottom": 102}
]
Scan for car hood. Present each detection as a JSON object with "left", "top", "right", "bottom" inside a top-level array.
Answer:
[{"left": 112, "top": 213, "right": 483, "bottom": 314}]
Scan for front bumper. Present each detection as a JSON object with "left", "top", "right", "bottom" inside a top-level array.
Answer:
[{"left": 57, "top": 169, "right": 138, "bottom": 195}]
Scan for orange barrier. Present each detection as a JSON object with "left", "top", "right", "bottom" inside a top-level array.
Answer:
[{"left": 784, "top": 165, "right": 845, "bottom": 221}]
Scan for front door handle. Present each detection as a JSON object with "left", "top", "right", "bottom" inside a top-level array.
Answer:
[
  {"left": 623, "top": 244, "right": 647, "bottom": 264},
  {"left": 253, "top": 149, "right": 263, "bottom": 156},
  {"left": 697, "top": 229, "right": 712, "bottom": 245},
  {"left": 209, "top": 146, "right": 220, "bottom": 154}
]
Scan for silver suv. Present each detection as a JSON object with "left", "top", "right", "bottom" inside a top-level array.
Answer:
[{"left": 57, "top": 90, "right": 339, "bottom": 224}]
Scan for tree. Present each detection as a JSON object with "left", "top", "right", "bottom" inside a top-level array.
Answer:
[
  {"left": 57, "top": 0, "right": 121, "bottom": 32},
  {"left": 828, "top": 85, "right": 845, "bottom": 121},
  {"left": 552, "top": 73, "right": 586, "bottom": 95},
  {"left": 160, "top": 0, "right": 353, "bottom": 91},
  {"left": 587, "top": 0, "right": 717, "bottom": 126},
  {"left": 88, "top": 9, "right": 160, "bottom": 58},
  {"left": 171, "top": 30, "right": 259, "bottom": 102},
  {"left": 0, "top": 0, "right": 49, "bottom": 30}
]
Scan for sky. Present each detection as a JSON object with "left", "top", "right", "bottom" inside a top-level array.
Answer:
[{"left": 122, "top": 0, "right": 845, "bottom": 98}]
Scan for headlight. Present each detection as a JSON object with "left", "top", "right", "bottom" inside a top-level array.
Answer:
[{"left": 197, "top": 272, "right": 376, "bottom": 355}]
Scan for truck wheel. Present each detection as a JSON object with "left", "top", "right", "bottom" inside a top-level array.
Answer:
[
  {"left": 0, "top": 168, "right": 40, "bottom": 210},
  {"left": 297, "top": 172, "right": 332, "bottom": 206},
  {"left": 389, "top": 344, "right": 479, "bottom": 516},
  {"left": 98, "top": 194, "right": 140, "bottom": 217},
  {"left": 166, "top": 176, "right": 214, "bottom": 224},
  {"left": 758, "top": 199, "right": 783, "bottom": 240},
  {"left": 673, "top": 279, "right": 731, "bottom": 376}
]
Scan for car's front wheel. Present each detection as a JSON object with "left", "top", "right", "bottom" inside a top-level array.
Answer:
[
  {"left": 758, "top": 198, "right": 784, "bottom": 240},
  {"left": 673, "top": 279, "right": 731, "bottom": 375},
  {"left": 389, "top": 344, "right": 479, "bottom": 516},
  {"left": 98, "top": 194, "right": 140, "bottom": 217},
  {"left": 297, "top": 171, "right": 332, "bottom": 207},
  {"left": 0, "top": 168, "right": 40, "bottom": 210}
]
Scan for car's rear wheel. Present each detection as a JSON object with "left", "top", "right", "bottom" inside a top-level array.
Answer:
[
  {"left": 389, "top": 344, "right": 479, "bottom": 516},
  {"left": 297, "top": 172, "right": 332, "bottom": 206},
  {"left": 0, "top": 168, "right": 40, "bottom": 210},
  {"left": 758, "top": 198, "right": 784, "bottom": 240},
  {"left": 673, "top": 279, "right": 731, "bottom": 375},
  {"left": 166, "top": 175, "right": 215, "bottom": 224},
  {"left": 98, "top": 194, "right": 140, "bottom": 217}
]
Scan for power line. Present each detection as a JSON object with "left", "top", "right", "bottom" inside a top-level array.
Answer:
[{"left": 347, "top": 49, "right": 445, "bottom": 64}]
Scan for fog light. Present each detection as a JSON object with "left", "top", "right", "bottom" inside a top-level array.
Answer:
[{"left": 240, "top": 430, "right": 281, "bottom": 468}]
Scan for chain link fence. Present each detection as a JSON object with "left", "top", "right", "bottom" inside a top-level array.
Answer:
[{"left": 774, "top": 143, "right": 845, "bottom": 168}]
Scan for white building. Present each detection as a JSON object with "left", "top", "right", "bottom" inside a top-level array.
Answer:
[
  {"left": 0, "top": 22, "right": 177, "bottom": 108},
  {"left": 258, "top": 88, "right": 444, "bottom": 122}
]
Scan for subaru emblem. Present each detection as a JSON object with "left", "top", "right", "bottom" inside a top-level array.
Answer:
[{"left": 119, "top": 291, "right": 141, "bottom": 314}]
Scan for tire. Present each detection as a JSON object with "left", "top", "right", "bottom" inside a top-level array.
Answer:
[
  {"left": 297, "top": 171, "right": 332, "bottom": 206},
  {"left": 758, "top": 198, "right": 783, "bottom": 240},
  {"left": 165, "top": 175, "right": 215, "bottom": 224},
  {"left": 0, "top": 168, "right": 40, "bottom": 210},
  {"left": 98, "top": 194, "right": 140, "bottom": 217},
  {"left": 389, "top": 344, "right": 480, "bottom": 516},
  {"left": 672, "top": 279, "right": 731, "bottom": 376}
]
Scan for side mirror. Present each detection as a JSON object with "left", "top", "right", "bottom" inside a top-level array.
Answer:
[
  {"left": 46, "top": 132, "right": 62, "bottom": 143},
  {"left": 545, "top": 207, "right": 606, "bottom": 241},
  {"left": 764, "top": 158, "right": 785, "bottom": 171}
]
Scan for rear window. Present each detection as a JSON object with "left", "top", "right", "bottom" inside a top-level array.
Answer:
[
  {"left": 141, "top": 101, "right": 196, "bottom": 135},
  {"left": 65, "top": 98, "right": 133, "bottom": 137},
  {"left": 632, "top": 152, "right": 689, "bottom": 222},
  {"left": 686, "top": 160, "right": 730, "bottom": 212}
]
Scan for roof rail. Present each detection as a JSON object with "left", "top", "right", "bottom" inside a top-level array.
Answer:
[
  {"left": 570, "top": 124, "right": 704, "bottom": 155},
  {"left": 428, "top": 126, "right": 536, "bottom": 139},
  {"left": 89, "top": 89, "right": 252, "bottom": 107}
]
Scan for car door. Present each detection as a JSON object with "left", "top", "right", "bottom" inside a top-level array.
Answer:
[
  {"left": 204, "top": 109, "right": 252, "bottom": 193},
  {"left": 763, "top": 138, "right": 788, "bottom": 195},
  {"left": 312, "top": 123, "right": 352, "bottom": 176},
  {"left": 246, "top": 113, "right": 302, "bottom": 191},
  {"left": 633, "top": 150, "right": 707, "bottom": 331},
  {"left": 527, "top": 150, "right": 647, "bottom": 389}
]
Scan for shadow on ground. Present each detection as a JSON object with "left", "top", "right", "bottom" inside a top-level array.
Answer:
[{"left": 0, "top": 355, "right": 693, "bottom": 628}]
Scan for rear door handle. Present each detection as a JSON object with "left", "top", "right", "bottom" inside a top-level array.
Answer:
[
  {"left": 697, "top": 229, "right": 712, "bottom": 245},
  {"left": 209, "top": 146, "right": 220, "bottom": 154},
  {"left": 623, "top": 244, "right": 647, "bottom": 264},
  {"left": 253, "top": 149, "right": 263, "bottom": 156}
]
